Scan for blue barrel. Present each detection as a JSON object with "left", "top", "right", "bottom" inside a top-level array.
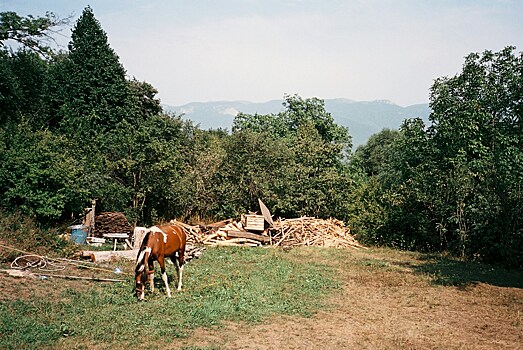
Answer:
[{"left": 70, "top": 225, "right": 88, "bottom": 244}]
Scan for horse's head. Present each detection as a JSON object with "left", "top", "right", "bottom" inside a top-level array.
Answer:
[
  {"left": 135, "top": 250, "right": 149, "bottom": 300},
  {"left": 135, "top": 269, "right": 147, "bottom": 300},
  {"left": 135, "top": 234, "right": 152, "bottom": 300}
]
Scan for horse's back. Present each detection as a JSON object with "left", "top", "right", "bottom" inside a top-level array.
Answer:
[{"left": 153, "top": 225, "right": 186, "bottom": 254}]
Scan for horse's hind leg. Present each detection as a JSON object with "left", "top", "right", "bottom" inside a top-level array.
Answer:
[
  {"left": 174, "top": 255, "right": 183, "bottom": 291},
  {"left": 158, "top": 256, "right": 172, "bottom": 298}
]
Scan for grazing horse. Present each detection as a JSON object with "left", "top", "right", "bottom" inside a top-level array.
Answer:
[{"left": 135, "top": 224, "right": 187, "bottom": 300}]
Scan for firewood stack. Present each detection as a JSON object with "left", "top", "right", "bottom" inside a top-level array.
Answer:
[
  {"left": 93, "top": 212, "right": 132, "bottom": 237},
  {"left": 187, "top": 216, "right": 365, "bottom": 250},
  {"left": 169, "top": 220, "right": 205, "bottom": 243},
  {"left": 269, "top": 217, "right": 366, "bottom": 249}
]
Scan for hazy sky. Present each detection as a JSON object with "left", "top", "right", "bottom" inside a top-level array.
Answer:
[{"left": 2, "top": 0, "right": 522, "bottom": 106}]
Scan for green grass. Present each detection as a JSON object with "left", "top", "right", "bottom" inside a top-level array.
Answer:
[
  {"left": 0, "top": 300, "right": 62, "bottom": 349},
  {"left": 0, "top": 246, "right": 340, "bottom": 349}
]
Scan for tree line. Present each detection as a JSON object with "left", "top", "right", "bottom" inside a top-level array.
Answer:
[{"left": 1, "top": 8, "right": 521, "bottom": 267}]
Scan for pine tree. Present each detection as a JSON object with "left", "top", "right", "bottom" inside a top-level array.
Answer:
[{"left": 59, "top": 6, "right": 130, "bottom": 135}]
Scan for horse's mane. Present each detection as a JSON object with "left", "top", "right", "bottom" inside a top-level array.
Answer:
[{"left": 135, "top": 231, "right": 151, "bottom": 274}]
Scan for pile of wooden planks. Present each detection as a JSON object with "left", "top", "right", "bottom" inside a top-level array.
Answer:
[
  {"left": 195, "top": 219, "right": 270, "bottom": 247},
  {"left": 181, "top": 216, "right": 364, "bottom": 249},
  {"left": 269, "top": 217, "right": 366, "bottom": 249},
  {"left": 169, "top": 220, "right": 205, "bottom": 243},
  {"left": 93, "top": 212, "right": 132, "bottom": 237}
]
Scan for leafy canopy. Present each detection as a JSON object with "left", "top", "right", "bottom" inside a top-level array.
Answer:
[{"left": 0, "top": 11, "right": 70, "bottom": 57}]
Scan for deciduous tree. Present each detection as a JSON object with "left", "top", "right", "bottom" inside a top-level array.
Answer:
[{"left": 0, "top": 11, "right": 69, "bottom": 57}]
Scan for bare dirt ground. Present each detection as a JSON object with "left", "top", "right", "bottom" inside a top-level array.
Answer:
[
  {"left": 169, "top": 249, "right": 523, "bottom": 350},
  {"left": 0, "top": 257, "right": 123, "bottom": 303},
  {"left": 2, "top": 248, "right": 522, "bottom": 350},
  {"left": 179, "top": 283, "right": 522, "bottom": 350}
]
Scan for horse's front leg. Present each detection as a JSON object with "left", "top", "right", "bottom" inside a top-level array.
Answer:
[
  {"left": 148, "top": 260, "right": 155, "bottom": 293},
  {"left": 158, "top": 256, "right": 172, "bottom": 297}
]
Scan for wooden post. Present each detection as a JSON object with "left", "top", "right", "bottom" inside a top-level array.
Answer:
[
  {"left": 82, "top": 199, "right": 97, "bottom": 236},
  {"left": 133, "top": 227, "right": 148, "bottom": 249}
]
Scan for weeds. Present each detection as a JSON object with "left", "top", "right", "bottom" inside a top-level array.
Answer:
[{"left": 0, "top": 211, "right": 74, "bottom": 261}]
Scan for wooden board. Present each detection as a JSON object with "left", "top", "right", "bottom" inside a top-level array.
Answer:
[
  {"left": 81, "top": 249, "right": 139, "bottom": 262},
  {"left": 242, "top": 214, "right": 265, "bottom": 231},
  {"left": 226, "top": 230, "right": 271, "bottom": 243}
]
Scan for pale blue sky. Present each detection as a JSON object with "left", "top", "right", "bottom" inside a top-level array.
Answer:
[{"left": 2, "top": 1, "right": 522, "bottom": 106}]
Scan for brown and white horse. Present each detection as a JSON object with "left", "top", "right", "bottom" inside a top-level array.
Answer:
[{"left": 135, "top": 224, "right": 187, "bottom": 300}]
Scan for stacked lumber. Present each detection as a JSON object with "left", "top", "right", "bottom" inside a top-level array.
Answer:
[
  {"left": 182, "top": 216, "right": 364, "bottom": 249},
  {"left": 199, "top": 219, "right": 270, "bottom": 247},
  {"left": 269, "top": 217, "right": 366, "bottom": 249},
  {"left": 164, "top": 216, "right": 365, "bottom": 250},
  {"left": 169, "top": 220, "right": 205, "bottom": 243},
  {"left": 93, "top": 212, "right": 131, "bottom": 237}
]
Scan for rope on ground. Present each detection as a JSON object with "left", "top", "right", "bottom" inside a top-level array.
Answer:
[
  {"left": 0, "top": 243, "right": 132, "bottom": 276},
  {"left": 11, "top": 254, "right": 66, "bottom": 272}
]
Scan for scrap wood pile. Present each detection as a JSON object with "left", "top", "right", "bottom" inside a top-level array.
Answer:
[
  {"left": 184, "top": 244, "right": 205, "bottom": 262},
  {"left": 170, "top": 220, "right": 204, "bottom": 244},
  {"left": 93, "top": 212, "right": 132, "bottom": 237},
  {"left": 170, "top": 219, "right": 267, "bottom": 248},
  {"left": 168, "top": 220, "right": 206, "bottom": 261},
  {"left": 180, "top": 216, "right": 365, "bottom": 250},
  {"left": 270, "top": 217, "right": 366, "bottom": 249},
  {"left": 198, "top": 217, "right": 270, "bottom": 247}
]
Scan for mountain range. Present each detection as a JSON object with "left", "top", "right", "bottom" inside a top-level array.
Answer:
[{"left": 163, "top": 99, "right": 431, "bottom": 147}]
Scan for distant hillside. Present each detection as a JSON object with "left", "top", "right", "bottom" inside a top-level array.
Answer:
[{"left": 163, "top": 99, "right": 431, "bottom": 147}]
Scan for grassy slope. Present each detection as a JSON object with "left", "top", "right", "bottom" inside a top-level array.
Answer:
[{"left": 1, "top": 246, "right": 522, "bottom": 350}]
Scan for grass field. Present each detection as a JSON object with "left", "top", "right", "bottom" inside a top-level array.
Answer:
[{"left": 1, "top": 246, "right": 522, "bottom": 349}]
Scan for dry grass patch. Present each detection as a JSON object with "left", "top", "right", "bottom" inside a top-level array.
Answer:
[{"left": 177, "top": 248, "right": 523, "bottom": 350}]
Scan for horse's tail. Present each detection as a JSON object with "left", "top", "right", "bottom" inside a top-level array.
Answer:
[{"left": 135, "top": 231, "right": 151, "bottom": 274}]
